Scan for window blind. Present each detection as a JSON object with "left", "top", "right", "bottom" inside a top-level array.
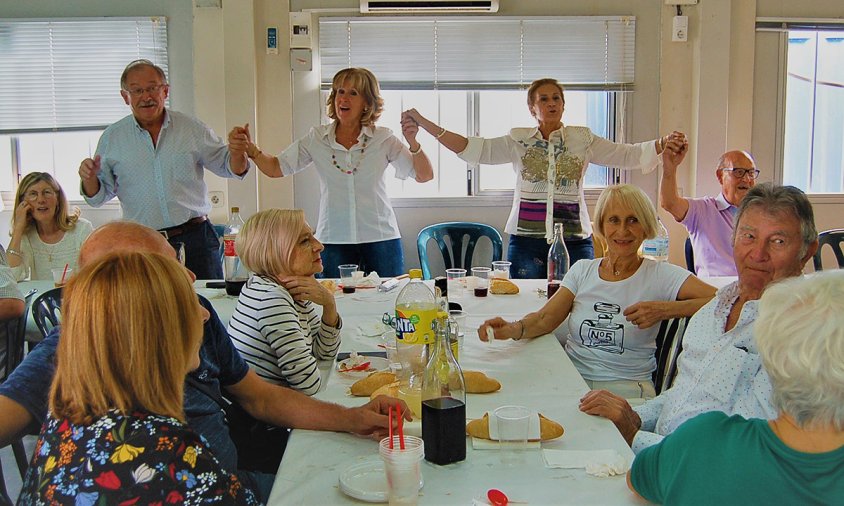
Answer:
[
  {"left": 319, "top": 16, "right": 635, "bottom": 90},
  {"left": 0, "top": 17, "right": 168, "bottom": 133}
]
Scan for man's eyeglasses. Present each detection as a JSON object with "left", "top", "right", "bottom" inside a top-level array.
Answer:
[
  {"left": 721, "top": 168, "right": 760, "bottom": 179},
  {"left": 123, "top": 84, "right": 167, "bottom": 97},
  {"left": 24, "top": 189, "right": 57, "bottom": 201}
]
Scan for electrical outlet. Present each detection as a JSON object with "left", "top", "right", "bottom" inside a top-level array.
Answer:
[
  {"left": 209, "top": 191, "right": 225, "bottom": 208},
  {"left": 672, "top": 16, "right": 689, "bottom": 42}
]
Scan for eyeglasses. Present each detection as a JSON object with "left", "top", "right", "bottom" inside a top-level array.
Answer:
[
  {"left": 123, "top": 84, "right": 167, "bottom": 97},
  {"left": 721, "top": 168, "right": 760, "bottom": 179},
  {"left": 24, "top": 189, "right": 57, "bottom": 201}
]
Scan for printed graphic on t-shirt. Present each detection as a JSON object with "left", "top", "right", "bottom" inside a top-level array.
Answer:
[{"left": 578, "top": 302, "right": 625, "bottom": 354}]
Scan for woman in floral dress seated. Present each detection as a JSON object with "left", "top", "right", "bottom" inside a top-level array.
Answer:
[{"left": 18, "top": 252, "right": 258, "bottom": 505}]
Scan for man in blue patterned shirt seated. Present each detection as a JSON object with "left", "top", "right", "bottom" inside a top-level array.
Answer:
[{"left": 578, "top": 183, "right": 818, "bottom": 453}]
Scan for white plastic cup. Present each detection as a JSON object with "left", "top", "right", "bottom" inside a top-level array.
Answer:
[
  {"left": 51, "top": 266, "right": 73, "bottom": 287},
  {"left": 338, "top": 264, "right": 358, "bottom": 293},
  {"left": 491, "top": 261, "right": 511, "bottom": 279},
  {"left": 445, "top": 268, "right": 467, "bottom": 298},
  {"left": 382, "top": 331, "right": 401, "bottom": 372},
  {"left": 494, "top": 405, "right": 531, "bottom": 465},
  {"left": 448, "top": 309, "right": 467, "bottom": 358},
  {"left": 379, "top": 435, "right": 424, "bottom": 505},
  {"left": 471, "top": 267, "right": 491, "bottom": 296}
]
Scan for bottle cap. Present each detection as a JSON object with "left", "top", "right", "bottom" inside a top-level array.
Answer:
[
  {"left": 409, "top": 268, "right": 423, "bottom": 279},
  {"left": 231, "top": 206, "right": 240, "bottom": 213}
]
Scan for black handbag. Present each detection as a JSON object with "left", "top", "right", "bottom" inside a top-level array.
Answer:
[{"left": 186, "top": 376, "right": 289, "bottom": 474}]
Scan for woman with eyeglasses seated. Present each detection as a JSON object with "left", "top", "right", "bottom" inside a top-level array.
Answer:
[
  {"left": 227, "top": 209, "right": 341, "bottom": 395},
  {"left": 478, "top": 182, "right": 715, "bottom": 401},
  {"left": 628, "top": 271, "right": 844, "bottom": 504},
  {"left": 18, "top": 252, "right": 257, "bottom": 504},
  {"left": 7, "top": 172, "right": 93, "bottom": 280}
]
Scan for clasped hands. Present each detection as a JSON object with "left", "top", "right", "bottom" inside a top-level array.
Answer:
[{"left": 227, "top": 123, "right": 260, "bottom": 159}]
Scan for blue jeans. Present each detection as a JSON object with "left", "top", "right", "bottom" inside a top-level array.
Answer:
[
  {"left": 166, "top": 220, "right": 224, "bottom": 280},
  {"left": 320, "top": 238, "right": 405, "bottom": 278},
  {"left": 507, "top": 234, "right": 594, "bottom": 279}
]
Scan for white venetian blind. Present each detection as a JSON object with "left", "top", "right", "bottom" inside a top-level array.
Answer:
[
  {"left": 0, "top": 17, "right": 168, "bottom": 133},
  {"left": 319, "top": 16, "right": 635, "bottom": 90}
]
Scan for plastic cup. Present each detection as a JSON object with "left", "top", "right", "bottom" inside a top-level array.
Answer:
[
  {"left": 338, "top": 264, "right": 358, "bottom": 294},
  {"left": 471, "top": 267, "right": 491, "bottom": 297},
  {"left": 382, "top": 332, "right": 401, "bottom": 372},
  {"left": 51, "top": 267, "right": 73, "bottom": 287},
  {"left": 491, "top": 261, "right": 511, "bottom": 279},
  {"left": 494, "top": 405, "right": 531, "bottom": 465},
  {"left": 379, "top": 435, "right": 424, "bottom": 505},
  {"left": 445, "top": 268, "right": 466, "bottom": 298},
  {"left": 448, "top": 310, "right": 467, "bottom": 359}
]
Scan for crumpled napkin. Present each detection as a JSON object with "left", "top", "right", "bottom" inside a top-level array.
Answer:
[
  {"left": 541, "top": 449, "right": 629, "bottom": 477},
  {"left": 354, "top": 271, "right": 381, "bottom": 288}
]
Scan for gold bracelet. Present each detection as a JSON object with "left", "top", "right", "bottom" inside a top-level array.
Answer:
[
  {"left": 409, "top": 144, "right": 422, "bottom": 155},
  {"left": 6, "top": 248, "right": 21, "bottom": 257},
  {"left": 246, "top": 144, "right": 262, "bottom": 160},
  {"left": 435, "top": 127, "right": 447, "bottom": 139},
  {"left": 514, "top": 320, "right": 526, "bottom": 341},
  {"left": 658, "top": 136, "right": 665, "bottom": 153}
]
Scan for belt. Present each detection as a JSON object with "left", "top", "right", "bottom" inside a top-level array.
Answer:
[{"left": 159, "top": 216, "right": 208, "bottom": 240}]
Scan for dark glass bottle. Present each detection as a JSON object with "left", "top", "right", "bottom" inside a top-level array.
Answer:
[{"left": 421, "top": 313, "right": 466, "bottom": 465}]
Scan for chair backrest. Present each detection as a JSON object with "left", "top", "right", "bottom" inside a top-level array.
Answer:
[
  {"left": 684, "top": 236, "right": 696, "bottom": 274},
  {"left": 32, "top": 287, "right": 63, "bottom": 340},
  {"left": 416, "top": 222, "right": 503, "bottom": 279},
  {"left": 0, "top": 290, "right": 35, "bottom": 382},
  {"left": 813, "top": 228, "right": 844, "bottom": 271},
  {"left": 653, "top": 317, "right": 689, "bottom": 395}
]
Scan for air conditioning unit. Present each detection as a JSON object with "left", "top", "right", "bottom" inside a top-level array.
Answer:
[{"left": 360, "top": 0, "right": 499, "bottom": 14}]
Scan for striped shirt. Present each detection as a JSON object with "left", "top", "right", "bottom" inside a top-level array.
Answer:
[{"left": 227, "top": 274, "right": 341, "bottom": 395}]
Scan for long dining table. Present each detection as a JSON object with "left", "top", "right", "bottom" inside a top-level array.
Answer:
[{"left": 265, "top": 278, "right": 641, "bottom": 505}]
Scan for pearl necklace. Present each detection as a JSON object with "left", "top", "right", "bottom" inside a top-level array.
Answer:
[{"left": 331, "top": 137, "right": 368, "bottom": 175}]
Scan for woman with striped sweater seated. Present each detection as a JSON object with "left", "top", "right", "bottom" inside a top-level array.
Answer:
[{"left": 227, "top": 209, "right": 341, "bottom": 395}]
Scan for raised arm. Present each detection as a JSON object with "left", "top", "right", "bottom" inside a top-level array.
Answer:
[
  {"left": 402, "top": 109, "right": 468, "bottom": 155},
  {"left": 227, "top": 124, "right": 284, "bottom": 178},
  {"left": 478, "top": 285, "right": 575, "bottom": 342},
  {"left": 400, "top": 114, "right": 434, "bottom": 182},
  {"left": 660, "top": 134, "right": 691, "bottom": 222}
]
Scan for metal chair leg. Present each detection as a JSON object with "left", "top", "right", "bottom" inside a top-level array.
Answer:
[{"left": 11, "top": 439, "right": 27, "bottom": 479}]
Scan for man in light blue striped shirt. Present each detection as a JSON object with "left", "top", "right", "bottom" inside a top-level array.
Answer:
[{"left": 79, "top": 59, "right": 251, "bottom": 279}]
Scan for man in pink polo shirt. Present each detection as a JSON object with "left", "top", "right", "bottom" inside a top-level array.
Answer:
[{"left": 660, "top": 148, "right": 757, "bottom": 276}]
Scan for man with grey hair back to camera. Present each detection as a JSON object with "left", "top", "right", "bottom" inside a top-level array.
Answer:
[
  {"left": 628, "top": 270, "right": 844, "bottom": 504},
  {"left": 579, "top": 182, "right": 819, "bottom": 453}
]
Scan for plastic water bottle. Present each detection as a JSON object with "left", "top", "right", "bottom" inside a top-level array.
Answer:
[
  {"left": 223, "top": 207, "right": 249, "bottom": 296},
  {"left": 547, "top": 223, "right": 570, "bottom": 299},
  {"left": 394, "top": 269, "right": 437, "bottom": 418},
  {"left": 642, "top": 218, "right": 670, "bottom": 262}
]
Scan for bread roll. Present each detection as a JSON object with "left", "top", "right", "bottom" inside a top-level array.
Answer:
[
  {"left": 465, "top": 413, "right": 564, "bottom": 441},
  {"left": 463, "top": 370, "right": 501, "bottom": 393},
  {"left": 319, "top": 279, "right": 337, "bottom": 292},
  {"left": 490, "top": 278, "right": 519, "bottom": 295},
  {"left": 350, "top": 371, "right": 396, "bottom": 397},
  {"left": 369, "top": 381, "right": 400, "bottom": 399}
]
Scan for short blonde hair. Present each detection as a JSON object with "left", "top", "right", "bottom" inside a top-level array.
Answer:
[
  {"left": 237, "top": 209, "right": 306, "bottom": 277},
  {"left": 755, "top": 271, "right": 844, "bottom": 430},
  {"left": 49, "top": 252, "right": 203, "bottom": 424},
  {"left": 593, "top": 184, "right": 659, "bottom": 243},
  {"left": 12, "top": 172, "right": 80, "bottom": 233},
  {"left": 326, "top": 68, "right": 384, "bottom": 127}
]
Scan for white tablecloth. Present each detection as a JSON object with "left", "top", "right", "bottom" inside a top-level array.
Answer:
[{"left": 267, "top": 279, "right": 641, "bottom": 505}]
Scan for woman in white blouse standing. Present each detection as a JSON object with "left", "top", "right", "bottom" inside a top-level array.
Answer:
[
  {"left": 7, "top": 172, "right": 94, "bottom": 281},
  {"left": 404, "top": 78, "right": 685, "bottom": 279},
  {"left": 232, "top": 68, "right": 434, "bottom": 277},
  {"left": 227, "top": 209, "right": 341, "bottom": 395}
]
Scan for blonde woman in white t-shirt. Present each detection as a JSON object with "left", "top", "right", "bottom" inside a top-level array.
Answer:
[
  {"left": 478, "top": 182, "right": 716, "bottom": 400},
  {"left": 229, "top": 68, "right": 434, "bottom": 278},
  {"left": 7, "top": 172, "right": 93, "bottom": 281}
]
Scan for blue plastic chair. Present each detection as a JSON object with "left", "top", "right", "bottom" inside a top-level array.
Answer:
[{"left": 416, "top": 222, "right": 503, "bottom": 280}]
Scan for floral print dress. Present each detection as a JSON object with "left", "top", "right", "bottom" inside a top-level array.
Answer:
[{"left": 18, "top": 409, "right": 259, "bottom": 505}]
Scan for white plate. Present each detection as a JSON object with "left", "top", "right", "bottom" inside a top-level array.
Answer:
[
  {"left": 338, "top": 457, "right": 423, "bottom": 503},
  {"left": 336, "top": 356, "right": 391, "bottom": 378}
]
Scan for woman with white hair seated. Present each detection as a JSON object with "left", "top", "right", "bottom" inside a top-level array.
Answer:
[
  {"left": 227, "top": 209, "right": 341, "bottom": 396},
  {"left": 479, "top": 183, "right": 715, "bottom": 400},
  {"left": 628, "top": 271, "right": 844, "bottom": 504}
]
